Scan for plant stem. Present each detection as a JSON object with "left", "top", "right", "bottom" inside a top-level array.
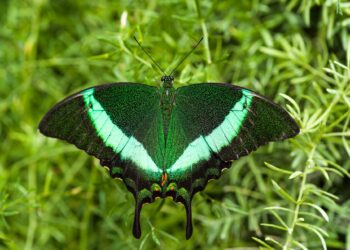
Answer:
[
  {"left": 24, "top": 1, "right": 44, "bottom": 249},
  {"left": 283, "top": 146, "right": 316, "bottom": 249},
  {"left": 194, "top": 0, "right": 212, "bottom": 64}
]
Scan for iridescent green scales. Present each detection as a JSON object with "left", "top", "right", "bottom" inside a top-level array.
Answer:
[
  {"left": 83, "top": 88, "right": 161, "bottom": 179},
  {"left": 39, "top": 78, "right": 299, "bottom": 239},
  {"left": 168, "top": 89, "right": 253, "bottom": 176}
]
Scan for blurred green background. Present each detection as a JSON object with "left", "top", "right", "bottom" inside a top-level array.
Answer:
[{"left": 1, "top": 0, "right": 350, "bottom": 249}]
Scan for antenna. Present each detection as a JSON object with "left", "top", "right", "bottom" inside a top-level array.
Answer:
[
  {"left": 133, "top": 36, "right": 166, "bottom": 75},
  {"left": 169, "top": 37, "right": 203, "bottom": 76}
]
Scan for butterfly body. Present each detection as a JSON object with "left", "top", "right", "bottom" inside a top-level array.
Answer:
[
  {"left": 159, "top": 76, "right": 176, "bottom": 136},
  {"left": 39, "top": 78, "right": 299, "bottom": 239}
]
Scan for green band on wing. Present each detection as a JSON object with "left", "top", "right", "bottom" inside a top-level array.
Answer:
[
  {"left": 82, "top": 89, "right": 161, "bottom": 178},
  {"left": 168, "top": 89, "right": 253, "bottom": 174}
]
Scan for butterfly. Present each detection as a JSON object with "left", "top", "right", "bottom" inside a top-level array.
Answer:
[{"left": 39, "top": 38, "right": 299, "bottom": 239}]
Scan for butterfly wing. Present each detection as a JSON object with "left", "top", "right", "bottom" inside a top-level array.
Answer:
[
  {"left": 165, "top": 83, "right": 299, "bottom": 238},
  {"left": 39, "top": 83, "right": 165, "bottom": 238}
]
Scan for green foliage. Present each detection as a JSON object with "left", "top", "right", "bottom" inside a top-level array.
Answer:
[{"left": 1, "top": 0, "right": 349, "bottom": 249}]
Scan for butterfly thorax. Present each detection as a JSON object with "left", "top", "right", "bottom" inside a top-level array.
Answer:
[{"left": 160, "top": 76, "right": 175, "bottom": 137}]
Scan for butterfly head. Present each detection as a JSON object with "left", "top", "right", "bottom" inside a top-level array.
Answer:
[{"left": 161, "top": 75, "right": 174, "bottom": 88}]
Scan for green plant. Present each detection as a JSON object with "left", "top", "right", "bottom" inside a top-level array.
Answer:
[{"left": 0, "top": 0, "right": 349, "bottom": 249}]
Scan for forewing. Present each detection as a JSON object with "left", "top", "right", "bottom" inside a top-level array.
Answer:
[
  {"left": 166, "top": 82, "right": 299, "bottom": 191},
  {"left": 39, "top": 83, "right": 165, "bottom": 237}
]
